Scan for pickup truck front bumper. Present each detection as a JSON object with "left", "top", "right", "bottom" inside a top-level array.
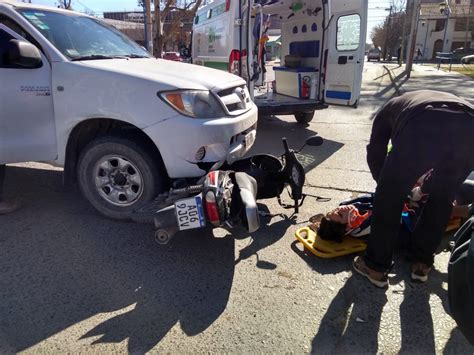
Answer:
[{"left": 144, "top": 103, "right": 258, "bottom": 178}]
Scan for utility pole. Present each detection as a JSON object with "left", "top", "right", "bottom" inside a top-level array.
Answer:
[
  {"left": 421, "top": 18, "right": 430, "bottom": 59},
  {"left": 383, "top": 5, "right": 393, "bottom": 60},
  {"left": 464, "top": 3, "right": 471, "bottom": 49},
  {"left": 145, "top": 0, "right": 153, "bottom": 55},
  {"left": 399, "top": 5, "right": 408, "bottom": 65},
  {"left": 440, "top": 0, "right": 450, "bottom": 52},
  {"left": 143, "top": 5, "right": 148, "bottom": 51},
  {"left": 154, "top": 0, "right": 162, "bottom": 58},
  {"left": 406, "top": 0, "right": 421, "bottom": 77}
]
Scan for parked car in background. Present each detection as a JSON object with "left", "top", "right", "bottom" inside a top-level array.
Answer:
[
  {"left": 461, "top": 54, "right": 474, "bottom": 64},
  {"left": 367, "top": 48, "right": 381, "bottom": 61},
  {"left": 452, "top": 47, "right": 474, "bottom": 62},
  {"left": 163, "top": 51, "right": 183, "bottom": 62}
]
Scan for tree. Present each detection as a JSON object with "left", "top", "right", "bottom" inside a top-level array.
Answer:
[
  {"left": 154, "top": 0, "right": 203, "bottom": 57},
  {"left": 371, "top": 23, "right": 385, "bottom": 49},
  {"left": 139, "top": 0, "right": 203, "bottom": 57},
  {"left": 371, "top": 9, "right": 408, "bottom": 60}
]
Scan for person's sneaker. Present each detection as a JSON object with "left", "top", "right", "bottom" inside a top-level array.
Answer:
[
  {"left": 353, "top": 256, "right": 388, "bottom": 288},
  {"left": 0, "top": 199, "right": 21, "bottom": 215},
  {"left": 411, "top": 262, "right": 431, "bottom": 283}
]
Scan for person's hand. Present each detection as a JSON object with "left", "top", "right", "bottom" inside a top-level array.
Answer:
[{"left": 408, "top": 186, "right": 429, "bottom": 207}]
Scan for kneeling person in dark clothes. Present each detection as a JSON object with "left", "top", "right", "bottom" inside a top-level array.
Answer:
[
  {"left": 0, "top": 165, "right": 21, "bottom": 214},
  {"left": 353, "top": 90, "right": 474, "bottom": 288}
]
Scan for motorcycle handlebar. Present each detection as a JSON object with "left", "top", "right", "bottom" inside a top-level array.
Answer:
[{"left": 282, "top": 137, "right": 290, "bottom": 154}]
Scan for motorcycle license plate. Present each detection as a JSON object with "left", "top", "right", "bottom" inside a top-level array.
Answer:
[{"left": 175, "top": 195, "right": 206, "bottom": 231}]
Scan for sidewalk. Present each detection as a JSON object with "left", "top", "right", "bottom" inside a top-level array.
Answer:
[{"left": 384, "top": 64, "right": 474, "bottom": 103}]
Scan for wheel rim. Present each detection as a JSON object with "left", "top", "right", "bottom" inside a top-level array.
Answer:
[{"left": 93, "top": 155, "right": 144, "bottom": 207}]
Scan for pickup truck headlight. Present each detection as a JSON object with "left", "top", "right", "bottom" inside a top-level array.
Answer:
[{"left": 158, "top": 90, "right": 227, "bottom": 119}]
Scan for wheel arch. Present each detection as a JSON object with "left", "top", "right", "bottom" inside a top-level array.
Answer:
[{"left": 64, "top": 118, "right": 168, "bottom": 186}]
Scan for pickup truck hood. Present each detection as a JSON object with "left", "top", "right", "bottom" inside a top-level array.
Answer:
[{"left": 79, "top": 58, "right": 244, "bottom": 91}]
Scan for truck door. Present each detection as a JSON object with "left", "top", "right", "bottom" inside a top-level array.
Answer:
[
  {"left": 0, "top": 24, "right": 57, "bottom": 164},
  {"left": 323, "top": 0, "right": 367, "bottom": 106}
]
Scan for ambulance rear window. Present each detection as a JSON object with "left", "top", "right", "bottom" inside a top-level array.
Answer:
[{"left": 336, "top": 14, "right": 360, "bottom": 51}]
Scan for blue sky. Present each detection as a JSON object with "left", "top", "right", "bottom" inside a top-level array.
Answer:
[{"left": 30, "top": 0, "right": 393, "bottom": 44}]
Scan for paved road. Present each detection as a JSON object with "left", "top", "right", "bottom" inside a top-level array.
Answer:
[{"left": 1, "top": 62, "right": 473, "bottom": 354}]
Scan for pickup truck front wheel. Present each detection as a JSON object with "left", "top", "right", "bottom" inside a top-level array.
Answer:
[{"left": 77, "top": 137, "right": 164, "bottom": 220}]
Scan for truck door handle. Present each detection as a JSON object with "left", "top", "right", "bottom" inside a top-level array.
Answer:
[{"left": 338, "top": 56, "right": 347, "bottom": 64}]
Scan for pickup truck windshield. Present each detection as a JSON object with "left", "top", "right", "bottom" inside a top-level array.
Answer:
[{"left": 18, "top": 9, "right": 150, "bottom": 60}]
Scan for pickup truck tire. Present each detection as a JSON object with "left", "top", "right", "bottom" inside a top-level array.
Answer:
[
  {"left": 77, "top": 137, "right": 164, "bottom": 220},
  {"left": 294, "top": 112, "right": 314, "bottom": 124}
]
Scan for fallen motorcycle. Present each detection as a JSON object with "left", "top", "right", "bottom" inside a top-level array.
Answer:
[
  {"left": 151, "top": 169, "right": 259, "bottom": 245},
  {"left": 228, "top": 135, "right": 324, "bottom": 214},
  {"left": 134, "top": 135, "right": 324, "bottom": 245}
]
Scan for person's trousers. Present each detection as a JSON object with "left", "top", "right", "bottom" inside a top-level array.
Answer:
[
  {"left": 0, "top": 164, "right": 5, "bottom": 200},
  {"left": 364, "top": 109, "right": 474, "bottom": 272}
]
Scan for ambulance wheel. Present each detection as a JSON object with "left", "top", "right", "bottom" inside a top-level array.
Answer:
[
  {"left": 154, "top": 229, "right": 172, "bottom": 245},
  {"left": 294, "top": 112, "right": 314, "bottom": 124}
]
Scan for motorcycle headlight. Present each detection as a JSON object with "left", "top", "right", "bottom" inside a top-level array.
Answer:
[{"left": 158, "top": 90, "right": 227, "bottom": 119}]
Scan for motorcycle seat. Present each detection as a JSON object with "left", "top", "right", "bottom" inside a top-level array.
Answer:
[{"left": 234, "top": 172, "right": 260, "bottom": 233}]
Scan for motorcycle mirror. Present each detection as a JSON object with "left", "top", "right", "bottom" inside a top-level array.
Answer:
[{"left": 306, "top": 135, "right": 324, "bottom": 147}]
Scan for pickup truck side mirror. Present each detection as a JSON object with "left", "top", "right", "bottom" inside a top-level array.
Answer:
[{"left": 7, "top": 39, "right": 42, "bottom": 69}]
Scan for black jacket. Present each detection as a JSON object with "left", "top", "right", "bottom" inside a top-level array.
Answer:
[{"left": 366, "top": 90, "right": 474, "bottom": 182}]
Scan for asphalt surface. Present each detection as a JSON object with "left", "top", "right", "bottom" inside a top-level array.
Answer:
[{"left": 1, "top": 62, "right": 473, "bottom": 354}]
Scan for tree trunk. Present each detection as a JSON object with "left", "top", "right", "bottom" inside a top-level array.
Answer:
[
  {"left": 153, "top": 0, "right": 203, "bottom": 57},
  {"left": 153, "top": 1, "right": 162, "bottom": 57}
]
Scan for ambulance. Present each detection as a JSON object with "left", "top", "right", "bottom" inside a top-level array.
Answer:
[{"left": 192, "top": 0, "right": 368, "bottom": 123}]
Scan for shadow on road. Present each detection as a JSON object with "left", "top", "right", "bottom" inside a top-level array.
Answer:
[
  {"left": 443, "top": 327, "right": 473, "bottom": 354},
  {"left": 250, "top": 115, "right": 345, "bottom": 174},
  {"left": 289, "top": 240, "right": 352, "bottom": 275},
  {"left": 398, "top": 268, "right": 472, "bottom": 354},
  {"left": 311, "top": 274, "right": 388, "bottom": 354},
  {"left": 291, "top": 238, "right": 472, "bottom": 353},
  {"left": 398, "top": 270, "right": 442, "bottom": 354},
  {"left": 235, "top": 209, "right": 297, "bottom": 269},
  {"left": 0, "top": 166, "right": 235, "bottom": 353}
]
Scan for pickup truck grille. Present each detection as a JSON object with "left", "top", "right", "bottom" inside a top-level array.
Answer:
[{"left": 215, "top": 85, "right": 252, "bottom": 116}]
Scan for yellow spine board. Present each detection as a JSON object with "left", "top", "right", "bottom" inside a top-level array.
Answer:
[{"left": 295, "top": 227, "right": 367, "bottom": 259}]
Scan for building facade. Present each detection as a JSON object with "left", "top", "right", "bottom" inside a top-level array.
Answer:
[{"left": 415, "top": 0, "right": 473, "bottom": 60}]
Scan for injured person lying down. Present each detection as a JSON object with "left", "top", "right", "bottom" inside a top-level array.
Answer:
[{"left": 310, "top": 175, "right": 474, "bottom": 243}]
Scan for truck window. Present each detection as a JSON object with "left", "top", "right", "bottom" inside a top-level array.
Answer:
[
  {"left": 336, "top": 14, "right": 360, "bottom": 51},
  {"left": 0, "top": 14, "right": 42, "bottom": 50},
  {"left": 194, "top": 1, "right": 229, "bottom": 25},
  {"left": 17, "top": 9, "right": 150, "bottom": 60}
]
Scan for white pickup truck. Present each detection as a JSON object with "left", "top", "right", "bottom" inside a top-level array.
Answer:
[{"left": 0, "top": 1, "right": 257, "bottom": 219}]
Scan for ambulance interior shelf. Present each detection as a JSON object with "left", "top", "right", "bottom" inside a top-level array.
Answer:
[
  {"left": 254, "top": 91, "right": 327, "bottom": 116},
  {"left": 273, "top": 66, "right": 318, "bottom": 100}
]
